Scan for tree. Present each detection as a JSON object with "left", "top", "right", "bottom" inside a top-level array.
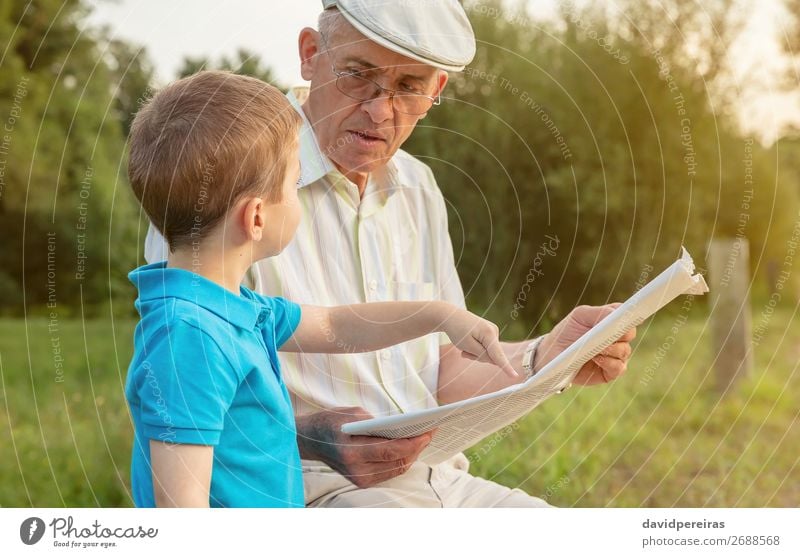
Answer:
[
  {"left": 176, "top": 48, "right": 283, "bottom": 88},
  {"left": 780, "top": 0, "right": 800, "bottom": 136},
  {"left": 404, "top": 0, "right": 798, "bottom": 332},
  {"left": 0, "top": 0, "right": 145, "bottom": 314},
  {"left": 104, "top": 34, "right": 155, "bottom": 137}
]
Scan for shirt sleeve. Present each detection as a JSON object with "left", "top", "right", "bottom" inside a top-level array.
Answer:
[
  {"left": 266, "top": 297, "right": 302, "bottom": 349},
  {"left": 135, "top": 319, "right": 241, "bottom": 445}
]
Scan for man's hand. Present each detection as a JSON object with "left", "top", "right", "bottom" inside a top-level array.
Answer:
[
  {"left": 295, "top": 407, "right": 433, "bottom": 488},
  {"left": 533, "top": 304, "right": 637, "bottom": 386}
]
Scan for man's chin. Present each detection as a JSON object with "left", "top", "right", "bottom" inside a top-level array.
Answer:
[{"left": 334, "top": 151, "right": 391, "bottom": 176}]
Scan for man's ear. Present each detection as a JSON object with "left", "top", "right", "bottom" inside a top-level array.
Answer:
[
  {"left": 420, "top": 71, "right": 449, "bottom": 120},
  {"left": 436, "top": 70, "right": 449, "bottom": 97},
  {"left": 298, "top": 28, "right": 321, "bottom": 81},
  {"left": 241, "top": 197, "right": 265, "bottom": 242}
]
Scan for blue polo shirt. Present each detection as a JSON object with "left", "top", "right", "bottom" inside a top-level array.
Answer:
[{"left": 125, "top": 261, "right": 304, "bottom": 508}]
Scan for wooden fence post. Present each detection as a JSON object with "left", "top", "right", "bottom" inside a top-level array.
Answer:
[{"left": 707, "top": 238, "right": 753, "bottom": 393}]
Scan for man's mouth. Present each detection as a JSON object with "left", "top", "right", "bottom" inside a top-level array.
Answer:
[{"left": 348, "top": 129, "right": 386, "bottom": 145}]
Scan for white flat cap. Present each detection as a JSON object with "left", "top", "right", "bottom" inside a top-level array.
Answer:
[{"left": 321, "top": 0, "right": 476, "bottom": 71}]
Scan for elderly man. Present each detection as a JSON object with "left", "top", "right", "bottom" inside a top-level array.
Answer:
[{"left": 145, "top": 0, "right": 636, "bottom": 507}]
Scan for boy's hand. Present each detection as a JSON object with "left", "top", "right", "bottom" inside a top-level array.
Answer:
[{"left": 440, "top": 307, "right": 518, "bottom": 378}]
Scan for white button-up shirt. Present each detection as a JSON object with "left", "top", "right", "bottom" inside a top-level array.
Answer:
[{"left": 145, "top": 92, "right": 465, "bottom": 418}]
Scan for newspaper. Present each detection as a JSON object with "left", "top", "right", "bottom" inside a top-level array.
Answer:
[{"left": 341, "top": 247, "right": 710, "bottom": 465}]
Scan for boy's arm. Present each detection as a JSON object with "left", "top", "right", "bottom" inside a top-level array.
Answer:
[
  {"left": 150, "top": 441, "right": 213, "bottom": 508},
  {"left": 280, "top": 301, "right": 517, "bottom": 377}
]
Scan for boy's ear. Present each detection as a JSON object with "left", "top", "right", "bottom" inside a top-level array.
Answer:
[{"left": 241, "top": 196, "right": 265, "bottom": 242}]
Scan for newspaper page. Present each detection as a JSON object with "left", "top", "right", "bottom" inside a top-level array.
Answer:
[{"left": 341, "top": 247, "right": 710, "bottom": 465}]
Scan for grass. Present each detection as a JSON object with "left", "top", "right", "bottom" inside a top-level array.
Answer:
[
  {"left": 467, "top": 303, "right": 800, "bottom": 507},
  {"left": 0, "top": 303, "right": 797, "bottom": 507},
  {"left": 0, "top": 316, "right": 134, "bottom": 507}
]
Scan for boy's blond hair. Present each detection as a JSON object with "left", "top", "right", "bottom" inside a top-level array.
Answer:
[{"left": 128, "top": 70, "right": 302, "bottom": 249}]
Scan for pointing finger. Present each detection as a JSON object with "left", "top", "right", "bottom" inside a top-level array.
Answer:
[{"left": 484, "top": 336, "right": 518, "bottom": 378}]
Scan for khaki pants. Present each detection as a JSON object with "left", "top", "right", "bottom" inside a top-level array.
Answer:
[{"left": 302, "top": 454, "right": 552, "bottom": 508}]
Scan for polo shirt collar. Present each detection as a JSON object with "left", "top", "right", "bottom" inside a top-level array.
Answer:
[{"left": 128, "top": 261, "right": 265, "bottom": 331}]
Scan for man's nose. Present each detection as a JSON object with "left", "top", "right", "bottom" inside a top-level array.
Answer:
[{"left": 361, "top": 92, "right": 394, "bottom": 124}]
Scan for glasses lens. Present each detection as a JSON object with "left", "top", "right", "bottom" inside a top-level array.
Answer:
[
  {"left": 335, "top": 72, "right": 436, "bottom": 115},
  {"left": 392, "top": 92, "right": 434, "bottom": 115},
  {"left": 335, "top": 73, "right": 377, "bottom": 101}
]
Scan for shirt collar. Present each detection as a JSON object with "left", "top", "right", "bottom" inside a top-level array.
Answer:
[
  {"left": 128, "top": 261, "right": 266, "bottom": 331},
  {"left": 287, "top": 91, "right": 337, "bottom": 187}
]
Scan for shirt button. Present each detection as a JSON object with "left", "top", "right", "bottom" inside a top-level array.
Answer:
[
  {"left": 381, "top": 350, "right": 391, "bottom": 361},
  {"left": 368, "top": 280, "right": 378, "bottom": 291}
]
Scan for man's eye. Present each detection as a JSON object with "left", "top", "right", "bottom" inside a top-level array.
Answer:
[
  {"left": 345, "top": 68, "right": 369, "bottom": 78},
  {"left": 400, "top": 82, "right": 423, "bottom": 94}
]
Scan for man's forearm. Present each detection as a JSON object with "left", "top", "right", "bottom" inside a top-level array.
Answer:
[{"left": 436, "top": 340, "right": 530, "bottom": 405}]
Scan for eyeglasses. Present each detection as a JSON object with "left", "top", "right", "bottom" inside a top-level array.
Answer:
[{"left": 319, "top": 35, "right": 441, "bottom": 115}]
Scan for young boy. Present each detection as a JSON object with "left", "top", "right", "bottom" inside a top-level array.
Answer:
[{"left": 125, "top": 71, "right": 516, "bottom": 508}]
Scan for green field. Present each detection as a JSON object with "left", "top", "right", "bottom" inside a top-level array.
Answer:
[{"left": 1, "top": 304, "right": 797, "bottom": 507}]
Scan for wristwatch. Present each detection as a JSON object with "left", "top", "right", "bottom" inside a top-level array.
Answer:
[{"left": 521, "top": 336, "right": 544, "bottom": 379}]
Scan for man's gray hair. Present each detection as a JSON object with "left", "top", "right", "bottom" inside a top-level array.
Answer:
[{"left": 318, "top": 7, "right": 347, "bottom": 42}]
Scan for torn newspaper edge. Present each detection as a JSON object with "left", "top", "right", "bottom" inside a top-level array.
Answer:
[{"left": 342, "top": 247, "right": 710, "bottom": 465}]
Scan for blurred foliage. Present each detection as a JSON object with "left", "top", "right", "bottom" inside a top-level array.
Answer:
[
  {"left": 0, "top": 2, "right": 294, "bottom": 319},
  {"left": 405, "top": 0, "right": 800, "bottom": 335},
  {"left": 0, "top": 0, "right": 799, "bottom": 509},
  {"left": 176, "top": 48, "right": 284, "bottom": 88},
  {"left": 0, "top": 0, "right": 144, "bottom": 316},
  {"left": 0, "top": 0, "right": 798, "bottom": 329}
]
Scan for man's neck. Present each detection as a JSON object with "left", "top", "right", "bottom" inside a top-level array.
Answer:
[{"left": 337, "top": 165, "right": 369, "bottom": 197}]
